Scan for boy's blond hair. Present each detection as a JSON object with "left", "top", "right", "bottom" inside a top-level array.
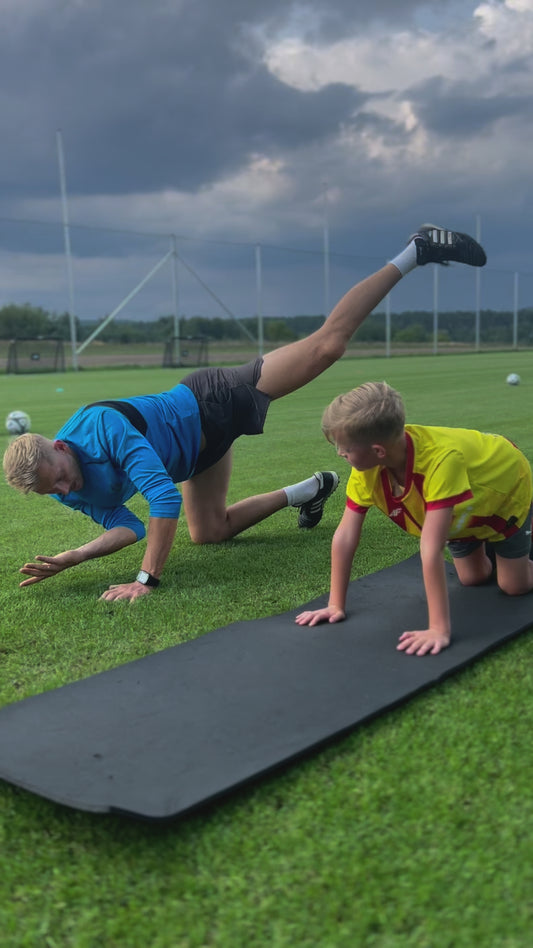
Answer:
[
  {"left": 3, "top": 433, "right": 54, "bottom": 493},
  {"left": 322, "top": 381, "right": 405, "bottom": 445}
]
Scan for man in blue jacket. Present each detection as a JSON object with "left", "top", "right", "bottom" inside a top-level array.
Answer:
[{"left": 3, "top": 224, "right": 486, "bottom": 601}]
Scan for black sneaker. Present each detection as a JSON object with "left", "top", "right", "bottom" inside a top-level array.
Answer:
[
  {"left": 297, "top": 471, "right": 339, "bottom": 529},
  {"left": 411, "top": 223, "right": 487, "bottom": 267}
]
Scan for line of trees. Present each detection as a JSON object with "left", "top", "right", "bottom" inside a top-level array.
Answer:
[{"left": 2, "top": 303, "right": 533, "bottom": 345}]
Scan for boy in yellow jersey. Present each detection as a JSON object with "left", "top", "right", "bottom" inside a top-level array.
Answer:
[{"left": 295, "top": 382, "right": 533, "bottom": 656}]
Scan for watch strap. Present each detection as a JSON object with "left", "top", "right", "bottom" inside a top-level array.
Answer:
[{"left": 136, "top": 570, "right": 160, "bottom": 588}]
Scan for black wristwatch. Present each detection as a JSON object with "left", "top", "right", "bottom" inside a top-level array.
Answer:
[{"left": 136, "top": 569, "right": 160, "bottom": 588}]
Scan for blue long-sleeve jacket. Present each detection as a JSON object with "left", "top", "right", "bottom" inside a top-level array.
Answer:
[{"left": 53, "top": 384, "right": 202, "bottom": 540}]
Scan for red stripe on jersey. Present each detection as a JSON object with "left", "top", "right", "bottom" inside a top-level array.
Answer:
[
  {"left": 380, "top": 468, "right": 399, "bottom": 511},
  {"left": 376, "top": 456, "right": 423, "bottom": 532},
  {"left": 346, "top": 498, "right": 368, "bottom": 515},
  {"left": 467, "top": 513, "right": 520, "bottom": 537},
  {"left": 426, "top": 490, "right": 472, "bottom": 510},
  {"left": 401, "top": 506, "right": 423, "bottom": 531},
  {"left": 411, "top": 471, "right": 425, "bottom": 498}
]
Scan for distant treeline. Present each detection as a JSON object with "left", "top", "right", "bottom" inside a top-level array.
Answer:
[{"left": 1, "top": 303, "right": 533, "bottom": 345}]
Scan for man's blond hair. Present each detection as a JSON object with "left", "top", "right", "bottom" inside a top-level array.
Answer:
[
  {"left": 3, "top": 433, "right": 54, "bottom": 493},
  {"left": 322, "top": 381, "right": 405, "bottom": 445}
]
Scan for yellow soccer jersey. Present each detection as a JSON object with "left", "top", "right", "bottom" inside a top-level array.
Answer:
[{"left": 346, "top": 424, "right": 532, "bottom": 542}]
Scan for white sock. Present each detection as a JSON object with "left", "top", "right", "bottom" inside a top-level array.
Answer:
[
  {"left": 283, "top": 474, "right": 320, "bottom": 507},
  {"left": 389, "top": 239, "right": 418, "bottom": 276}
]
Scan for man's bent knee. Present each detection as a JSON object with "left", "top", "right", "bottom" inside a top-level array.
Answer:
[
  {"left": 188, "top": 521, "right": 231, "bottom": 545},
  {"left": 315, "top": 334, "right": 347, "bottom": 365}
]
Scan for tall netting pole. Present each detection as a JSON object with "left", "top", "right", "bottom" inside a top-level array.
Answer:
[
  {"left": 171, "top": 234, "right": 181, "bottom": 365},
  {"left": 322, "top": 180, "right": 330, "bottom": 320},
  {"left": 433, "top": 264, "right": 439, "bottom": 355},
  {"left": 475, "top": 214, "right": 481, "bottom": 352},
  {"left": 56, "top": 129, "right": 78, "bottom": 371},
  {"left": 513, "top": 271, "right": 519, "bottom": 350},
  {"left": 255, "top": 243, "right": 264, "bottom": 358}
]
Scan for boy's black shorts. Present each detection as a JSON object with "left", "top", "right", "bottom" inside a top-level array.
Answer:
[
  {"left": 181, "top": 357, "right": 271, "bottom": 476},
  {"left": 448, "top": 503, "right": 533, "bottom": 560}
]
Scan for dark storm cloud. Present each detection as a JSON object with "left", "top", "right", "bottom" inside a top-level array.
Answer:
[
  {"left": 348, "top": 110, "right": 412, "bottom": 146},
  {"left": 407, "top": 76, "right": 532, "bottom": 138},
  {"left": 258, "top": 0, "right": 450, "bottom": 40},
  {"left": 0, "top": 0, "right": 459, "bottom": 200},
  {"left": 68, "top": 74, "right": 361, "bottom": 197}
]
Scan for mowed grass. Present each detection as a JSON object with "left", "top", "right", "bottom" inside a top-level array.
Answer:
[{"left": 1, "top": 350, "right": 533, "bottom": 947}]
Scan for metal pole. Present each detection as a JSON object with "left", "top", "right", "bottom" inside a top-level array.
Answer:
[
  {"left": 513, "top": 271, "right": 519, "bottom": 350},
  {"left": 76, "top": 251, "right": 173, "bottom": 354},
  {"left": 176, "top": 251, "right": 256, "bottom": 342},
  {"left": 475, "top": 214, "right": 481, "bottom": 351},
  {"left": 171, "top": 234, "right": 180, "bottom": 365},
  {"left": 56, "top": 129, "right": 78, "bottom": 370},
  {"left": 385, "top": 292, "right": 391, "bottom": 358},
  {"left": 433, "top": 265, "right": 439, "bottom": 354},
  {"left": 255, "top": 243, "right": 264, "bottom": 358},
  {"left": 322, "top": 180, "right": 330, "bottom": 319}
]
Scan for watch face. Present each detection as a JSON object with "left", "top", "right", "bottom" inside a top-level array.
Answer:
[{"left": 136, "top": 570, "right": 159, "bottom": 587}]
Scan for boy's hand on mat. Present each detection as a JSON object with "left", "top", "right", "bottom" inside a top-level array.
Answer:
[
  {"left": 295, "top": 606, "right": 346, "bottom": 627},
  {"left": 18, "top": 552, "right": 77, "bottom": 586},
  {"left": 100, "top": 581, "right": 153, "bottom": 603},
  {"left": 397, "top": 629, "right": 450, "bottom": 656}
]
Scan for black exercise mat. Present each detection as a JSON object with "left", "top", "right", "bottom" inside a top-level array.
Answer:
[{"left": 0, "top": 555, "right": 531, "bottom": 821}]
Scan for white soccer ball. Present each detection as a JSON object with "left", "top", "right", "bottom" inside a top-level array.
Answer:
[
  {"left": 5, "top": 410, "right": 31, "bottom": 434},
  {"left": 506, "top": 373, "right": 521, "bottom": 386}
]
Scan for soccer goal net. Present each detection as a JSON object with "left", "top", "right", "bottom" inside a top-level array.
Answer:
[
  {"left": 6, "top": 338, "right": 66, "bottom": 374},
  {"left": 162, "top": 335, "right": 209, "bottom": 369}
]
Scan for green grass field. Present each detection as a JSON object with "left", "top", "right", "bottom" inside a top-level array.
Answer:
[{"left": 1, "top": 351, "right": 533, "bottom": 947}]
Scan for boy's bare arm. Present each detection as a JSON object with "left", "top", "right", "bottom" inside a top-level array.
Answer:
[
  {"left": 295, "top": 507, "right": 365, "bottom": 626},
  {"left": 397, "top": 506, "right": 454, "bottom": 656}
]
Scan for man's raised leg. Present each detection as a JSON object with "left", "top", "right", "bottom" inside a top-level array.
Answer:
[
  {"left": 256, "top": 224, "right": 486, "bottom": 401},
  {"left": 256, "top": 263, "right": 402, "bottom": 401},
  {"left": 181, "top": 224, "right": 487, "bottom": 543}
]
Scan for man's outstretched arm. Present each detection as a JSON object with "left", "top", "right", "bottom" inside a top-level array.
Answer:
[{"left": 18, "top": 526, "right": 139, "bottom": 587}]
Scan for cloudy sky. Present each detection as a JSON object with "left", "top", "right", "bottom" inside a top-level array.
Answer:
[{"left": 1, "top": 0, "right": 533, "bottom": 324}]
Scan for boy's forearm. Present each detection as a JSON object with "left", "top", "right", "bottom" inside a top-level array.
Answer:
[
  {"left": 329, "top": 527, "right": 359, "bottom": 611},
  {"left": 421, "top": 549, "right": 451, "bottom": 636},
  {"left": 419, "top": 507, "right": 454, "bottom": 638}
]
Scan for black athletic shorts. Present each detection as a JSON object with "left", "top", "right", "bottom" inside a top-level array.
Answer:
[
  {"left": 180, "top": 357, "right": 271, "bottom": 476},
  {"left": 448, "top": 503, "right": 533, "bottom": 560}
]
